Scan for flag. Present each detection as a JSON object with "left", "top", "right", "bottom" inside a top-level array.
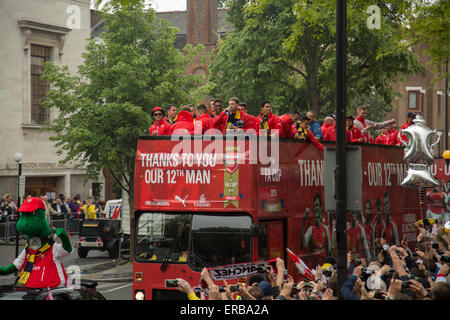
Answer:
[
  {"left": 45, "top": 287, "right": 54, "bottom": 300},
  {"left": 286, "top": 248, "right": 314, "bottom": 280}
]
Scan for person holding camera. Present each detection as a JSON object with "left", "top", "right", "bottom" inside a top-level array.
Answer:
[
  {"left": 238, "top": 103, "right": 259, "bottom": 133},
  {"left": 174, "top": 278, "right": 201, "bottom": 300},
  {"left": 213, "top": 97, "right": 254, "bottom": 134}
]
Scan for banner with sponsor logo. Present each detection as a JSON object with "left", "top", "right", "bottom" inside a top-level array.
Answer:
[
  {"left": 207, "top": 260, "right": 277, "bottom": 281},
  {"left": 134, "top": 138, "right": 255, "bottom": 211}
]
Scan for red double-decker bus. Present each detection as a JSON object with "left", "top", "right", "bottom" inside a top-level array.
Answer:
[{"left": 132, "top": 135, "right": 449, "bottom": 300}]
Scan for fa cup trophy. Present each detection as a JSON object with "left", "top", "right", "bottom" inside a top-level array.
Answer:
[{"left": 399, "top": 115, "right": 441, "bottom": 188}]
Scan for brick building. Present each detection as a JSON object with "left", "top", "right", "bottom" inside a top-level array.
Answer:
[{"left": 389, "top": 43, "right": 448, "bottom": 154}]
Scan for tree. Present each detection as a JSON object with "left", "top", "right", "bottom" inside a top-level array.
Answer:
[
  {"left": 208, "top": 0, "right": 421, "bottom": 119},
  {"left": 42, "top": 3, "right": 204, "bottom": 212},
  {"left": 410, "top": 0, "right": 449, "bottom": 78}
]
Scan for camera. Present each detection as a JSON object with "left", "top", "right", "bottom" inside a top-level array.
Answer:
[
  {"left": 401, "top": 280, "right": 410, "bottom": 292},
  {"left": 441, "top": 255, "right": 450, "bottom": 263},
  {"left": 165, "top": 279, "right": 179, "bottom": 288},
  {"left": 235, "top": 120, "right": 245, "bottom": 128},
  {"left": 374, "top": 292, "right": 385, "bottom": 300},
  {"left": 218, "top": 284, "right": 240, "bottom": 292},
  {"left": 360, "top": 268, "right": 370, "bottom": 282}
]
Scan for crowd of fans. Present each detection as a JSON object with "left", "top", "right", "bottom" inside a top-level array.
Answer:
[
  {"left": 0, "top": 193, "right": 104, "bottom": 239},
  {"left": 173, "top": 219, "right": 450, "bottom": 300},
  {"left": 148, "top": 97, "right": 416, "bottom": 150}
]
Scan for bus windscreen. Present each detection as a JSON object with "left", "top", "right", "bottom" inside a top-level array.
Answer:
[{"left": 134, "top": 213, "right": 253, "bottom": 270}]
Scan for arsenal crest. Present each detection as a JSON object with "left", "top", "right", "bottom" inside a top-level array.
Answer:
[{"left": 224, "top": 149, "right": 239, "bottom": 174}]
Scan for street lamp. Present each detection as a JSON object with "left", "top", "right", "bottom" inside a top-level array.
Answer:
[{"left": 13, "top": 152, "right": 23, "bottom": 258}]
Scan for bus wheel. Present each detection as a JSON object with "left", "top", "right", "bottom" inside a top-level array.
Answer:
[{"left": 78, "top": 247, "right": 89, "bottom": 258}]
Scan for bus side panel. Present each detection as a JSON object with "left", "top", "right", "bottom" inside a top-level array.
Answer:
[
  {"left": 360, "top": 145, "right": 420, "bottom": 249},
  {"left": 426, "top": 159, "right": 450, "bottom": 223},
  {"left": 135, "top": 138, "right": 256, "bottom": 213},
  {"left": 284, "top": 143, "right": 422, "bottom": 275}
]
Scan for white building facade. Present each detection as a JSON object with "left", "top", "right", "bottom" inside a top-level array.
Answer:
[{"left": 0, "top": 0, "right": 104, "bottom": 201}]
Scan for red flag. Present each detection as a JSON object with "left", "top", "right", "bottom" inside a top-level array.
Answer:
[
  {"left": 45, "top": 287, "right": 54, "bottom": 300},
  {"left": 286, "top": 248, "right": 314, "bottom": 280}
]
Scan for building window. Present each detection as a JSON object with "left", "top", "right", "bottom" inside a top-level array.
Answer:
[
  {"left": 30, "top": 44, "right": 51, "bottom": 124},
  {"left": 407, "top": 90, "right": 424, "bottom": 111},
  {"left": 408, "top": 91, "right": 419, "bottom": 110}
]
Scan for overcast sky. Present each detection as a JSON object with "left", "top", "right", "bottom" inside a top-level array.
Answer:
[
  {"left": 148, "top": 0, "right": 186, "bottom": 11},
  {"left": 91, "top": 0, "right": 187, "bottom": 11}
]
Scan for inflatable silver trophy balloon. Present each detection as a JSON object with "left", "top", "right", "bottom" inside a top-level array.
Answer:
[{"left": 399, "top": 115, "right": 441, "bottom": 188}]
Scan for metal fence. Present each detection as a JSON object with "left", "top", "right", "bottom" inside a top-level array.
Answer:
[{"left": 0, "top": 218, "right": 81, "bottom": 243}]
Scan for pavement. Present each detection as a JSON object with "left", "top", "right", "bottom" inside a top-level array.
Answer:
[{"left": 80, "top": 259, "right": 132, "bottom": 282}]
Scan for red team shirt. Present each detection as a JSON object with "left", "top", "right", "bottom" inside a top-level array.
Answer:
[
  {"left": 427, "top": 191, "right": 445, "bottom": 215},
  {"left": 383, "top": 222, "right": 399, "bottom": 246},
  {"left": 347, "top": 225, "right": 365, "bottom": 259},
  {"left": 346, "top": 126, "right": 363, "bottom": 143},
  {"left": 375, "top": 129, "right": 401, "bottom": 146},
  {"left": 13, "top": 242, "right": 70, "bottom": 288}
]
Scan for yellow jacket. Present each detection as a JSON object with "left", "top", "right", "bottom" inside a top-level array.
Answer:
[{"left": 81, "top": 204, "right": 97, "bottom": 219}]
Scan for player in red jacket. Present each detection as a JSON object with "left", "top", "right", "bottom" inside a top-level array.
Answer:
[
  {"left": 399, "top": 112, "right": 416, "bottom": 143},
  {"left": 213, "top": 97, "right": 255, "bottom": 134},
  {"left": 170, "top": 107, "right": 195, "bottom": 135},
  {"left": 279, "top": 111, "right": 300, "bottom": 138},
  {"left": 401, "top": 112, "right": 416, "bottom": 131},
  {"left": 323, "top": 123, "right": 336, "bottom": 141},
  {"left": 194, "top": 104, "right": 215, "bottom": 134},
  {"left": 346, "top": 115, "right": 363, "bottom": 143},
  {"left": 257, "top": 101, "right": 282, "bottom": 136},
  {"left": 149, "top": 106, "right": 172, "bottom": 135},
  {"left": 294, "top": 116, "right": 324, "bottom": 151},
  {"left": 375, "top": 124, "right": 401, "bottom": 146},
  {"left": 238, "top": 102, "right": 260, "bottom": 133},
  {"left": 321, "top": 115, "right": 335, "bottom": 137}
]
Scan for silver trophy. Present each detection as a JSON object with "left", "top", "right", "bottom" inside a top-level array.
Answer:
[{"left": 399, "top": 115, "right": 441, "bottom": 188}]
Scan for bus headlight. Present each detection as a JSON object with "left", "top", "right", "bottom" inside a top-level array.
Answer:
[{"left": 135, "top": 290, "right": 145, "bottom": 300}]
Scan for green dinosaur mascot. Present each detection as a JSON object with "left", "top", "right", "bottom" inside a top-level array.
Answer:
[{"left": 0, "top": 197, "right": 72, "bottom": 287}]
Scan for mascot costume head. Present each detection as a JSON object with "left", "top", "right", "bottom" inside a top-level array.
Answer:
[{"left": 0, "top": 197, "right": 72, "bottom": 288}]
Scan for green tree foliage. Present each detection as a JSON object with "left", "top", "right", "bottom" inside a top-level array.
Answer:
[
  {"left": 410, "top": 0, "right": 449, "bottom": 79},
  {"left": 42, "top": 3, "right": 204, "bottom": 204},
  {"left": 208, "top": 0, "right": 421, "bottom": 119}
]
